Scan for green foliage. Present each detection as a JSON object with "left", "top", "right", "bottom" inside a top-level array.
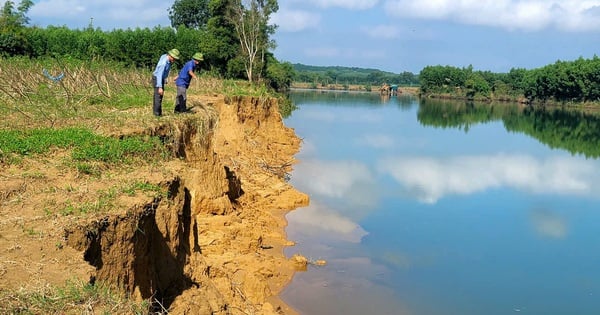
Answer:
[
  {"left": 4, "top": 0, "right": 286, "bottom": 85},
  {"left": 0, "top": 0, "right": 33, "bottom": 55},
  {"left": 169, "top": 0, "right": 210, "bottom": 29},
  {"left": 419, "top": 58, "right": 600, "bottom": 104},
  {"left": 419, "top": 65, "right": 469, "bottom": 94},
  {"left": 464, "top": 72, "right": 491, "bottom": 99},
  {"left": 293, "top": 64, "right": 419, "bottom": 87},
  {"left": 195, "top": 0, "right": 239, "bottom": 76},
  {"left": 278, "top": 96, "right": 297, "bottom": 118},
  {"left": 265, "top": 55, "right": 295, "bottom": 91}
]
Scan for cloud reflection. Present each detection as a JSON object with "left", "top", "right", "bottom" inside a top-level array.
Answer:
[
  {"left": 292, "top": 160, "right": 377, "bottom": 209},
  {"left": 530, "top": 209, "right": 568, "bottom": 239},
  {"left": 355, "top": 133, "right": 395, "bottom": 149},
  {"left": 379, "top": 154, "right": 597, "bottom": 204},
  {"left": 287, "top": 202, "right": 369, "bottom": 243}
]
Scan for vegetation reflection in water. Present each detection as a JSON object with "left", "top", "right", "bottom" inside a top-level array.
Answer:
[
  {"left": 281, "top": 90, "right": 600, "bottom": 315},
  {"left": 418, "top": 98, "right": 600, "bottom": 158}
]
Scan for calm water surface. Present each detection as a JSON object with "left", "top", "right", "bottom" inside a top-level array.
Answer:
[{"left": 280, "top": 90, "right": 600, "bottom": 315}]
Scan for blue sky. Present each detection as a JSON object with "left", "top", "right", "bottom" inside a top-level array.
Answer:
[{"left": 11, "top": 0, "right": 600, "bottom": 74}]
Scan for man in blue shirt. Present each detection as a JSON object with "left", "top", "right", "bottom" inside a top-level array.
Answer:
[
  {"left": 174, "top": 52, "right": 204, "bottom": 113},
  {"left": 152, "top": 48, "right": 180, "bottom": 116}
]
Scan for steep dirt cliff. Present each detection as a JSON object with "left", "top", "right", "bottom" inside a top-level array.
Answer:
[{"left": 0, "top": 95, "right": 309, "bottom": 314}]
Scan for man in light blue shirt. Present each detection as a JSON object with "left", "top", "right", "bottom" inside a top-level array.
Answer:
[
  {"left": 174, "top": 52, "right": 203, "bottom": 113},
  {"left": 152, "top": 48, "right": 180, "bottom": 116}
]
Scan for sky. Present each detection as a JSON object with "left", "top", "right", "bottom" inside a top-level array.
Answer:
[{"left": 9, "top": 0, "right": 600, "bottom": 74}]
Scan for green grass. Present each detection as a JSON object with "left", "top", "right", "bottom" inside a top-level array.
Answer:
[
  {"left": 122, "top": 181, "right": 165, "bottom": 197},
  {"left": 0, "top": 127, "right": 167, "bottom": 165},
  {"left": 0, "top": 279, "right": 150, "bottom": 315}
]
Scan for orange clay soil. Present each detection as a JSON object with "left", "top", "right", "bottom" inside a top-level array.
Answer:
[{"left": 0, "top": 94, "right": 310, "bottom": 314}]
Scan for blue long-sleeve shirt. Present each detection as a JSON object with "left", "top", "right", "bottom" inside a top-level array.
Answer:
[{"left": 152, "top": 54, "right": 172, "bottom": 88}]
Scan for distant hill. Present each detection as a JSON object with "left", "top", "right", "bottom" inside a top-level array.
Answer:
[
  {"left": 292, "top": 64, "right": 398, "bottom": 75},
  {"left": 291, "top": 63, "right": 419, "bottom": 86}
]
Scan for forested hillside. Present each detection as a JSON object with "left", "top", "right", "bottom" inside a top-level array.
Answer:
[{"left": 292, "top": 63, "right": 420, "bottom": 87}]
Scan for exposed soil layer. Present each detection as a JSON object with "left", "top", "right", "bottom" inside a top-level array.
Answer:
[{"left": 0, "top": 94, "right": 309, "bottom": 314}]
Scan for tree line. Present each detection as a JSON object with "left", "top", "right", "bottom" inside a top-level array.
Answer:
[
  {"left": 0, "top": 0, "right": 295, "bottom": 91},
  {"left": 292, "top": 64, "right": 420, "bottom": 87},
  {"left": 419, "top": 57, "right": 600, "bottom": 104}
]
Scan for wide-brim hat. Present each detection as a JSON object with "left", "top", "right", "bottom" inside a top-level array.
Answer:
[
  {"left": 192, "top": 52, "right": 204, "bottom": 61},
  {"left": 168, "top": 48, "right": 181, "bottom": 60}
]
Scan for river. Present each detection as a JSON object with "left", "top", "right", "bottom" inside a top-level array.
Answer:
[{"left": 280, "top": 89, "right": 600, "bottom": 315}]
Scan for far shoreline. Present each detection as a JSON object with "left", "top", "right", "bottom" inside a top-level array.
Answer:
[{"left": 290, "top": 82, "right": 419, "bottom": 95}]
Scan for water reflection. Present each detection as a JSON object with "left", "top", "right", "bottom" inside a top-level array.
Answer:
[
  {"left": 530, "top": 208, "right": 568, "bottom": 239},
  {"left": 289, "top": 88, "right": 418, "bottom": 109},
  {"left": 418, "top": 98, "right": 600, "bottom": 158},
  {"left": 287, "top": 202, "right": 368, "bottom": 243},
  {"left": 378, "top": 154, "right": 598, "bottom": 204},
  {"left": 291, "top": 159, "right": 379, "bottom": 214},
  {"left": 283, "top": 91, "right": 600, "bottom": 315}
]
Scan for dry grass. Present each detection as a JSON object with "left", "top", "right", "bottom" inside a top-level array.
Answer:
[
  {"left": 0, "top": 279, "right": 151, "bottom": 315},
  {"left": 0, "top": 57, "right": 152, "bottom": 131}
]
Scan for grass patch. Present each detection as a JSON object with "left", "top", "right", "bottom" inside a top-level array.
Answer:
[
  {"left": 122, "top": 181, "right": 165, "bottom": 197},
  {"left": 0, "top": 127, "right": 167, "bottom": 165},
  {"left": 0, "top": 280, "right": 150, "bottom": 315}
]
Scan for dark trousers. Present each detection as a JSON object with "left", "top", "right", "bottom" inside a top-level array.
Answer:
[
  {"left": 152, "top": 76, "right": 164, "bottom": 116},
  {"left": 174, "top": 86, "right": 188, "bottom": 113}
]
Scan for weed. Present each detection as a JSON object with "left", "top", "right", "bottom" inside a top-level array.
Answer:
[{"left": 60, "top": 203, "right": 76, "bottom": 216}]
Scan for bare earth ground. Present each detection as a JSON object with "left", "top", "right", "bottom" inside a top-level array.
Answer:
[{"left": 0, "top": 94, "right": 309, "bottom": 314}]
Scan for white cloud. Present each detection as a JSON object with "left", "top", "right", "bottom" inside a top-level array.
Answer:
[
  {"left": 384, "top": 0, "right": 600, "bottom": 32},
  {"left": 30, "top": 0, "right": 86, "bottom": 17},
  {"left": 288, "top": 0, "right": 379, "bottom": 10},
  {"left": 28, "top": 0, "right": 170, "bottom": 29},
  {"left": 378, "top": 154, "right": 597, "bottom": 204},
  {"left": 271, "top": 9, "right": 321, "bottom": 32}
]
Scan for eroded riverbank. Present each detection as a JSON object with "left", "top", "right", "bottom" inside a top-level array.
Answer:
[{"left": 0, "top": 94, "right": 309, "bottom": 314}]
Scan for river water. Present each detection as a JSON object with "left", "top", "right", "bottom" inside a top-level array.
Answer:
[{"left": 280, "top": 90, "right": 600, "bottom": 315}]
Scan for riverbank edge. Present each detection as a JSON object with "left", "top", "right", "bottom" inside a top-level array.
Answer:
[{"left": 0, "top": 93, "right": 310, "bottom": 314}]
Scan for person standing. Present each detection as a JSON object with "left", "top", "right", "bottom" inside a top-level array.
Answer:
[
  {"left": 174, "top": 52, "right": 204, "bottom": 113},
  {"left": 152, "top": 48, "right": 180, "bottom": 116}
]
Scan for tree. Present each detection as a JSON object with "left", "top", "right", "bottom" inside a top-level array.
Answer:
[
  {"left": 168, "top": 0, "right": 210, "bottom": 29},
  {"left": 0, "top": 0, "right": 34, "bottom": 56},
  {"left": 265, "top": 53, "right": 294, "bottom": 91},
  {"left": 197, "top": 0, "right": 239, "bottom": 76},
  {"left": 227, "top": 0, "right": 278, "bottom": 82}
]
